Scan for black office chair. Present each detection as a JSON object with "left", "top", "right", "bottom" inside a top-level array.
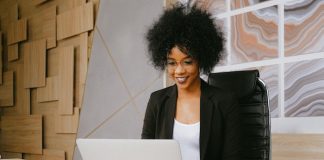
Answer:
[{"left": 208, "top": 70, "right": 271, "bottom": 160}]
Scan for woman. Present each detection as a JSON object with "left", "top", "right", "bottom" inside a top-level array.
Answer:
[{"left": 142, "top": 4, "right": 241, "bottom": 160}]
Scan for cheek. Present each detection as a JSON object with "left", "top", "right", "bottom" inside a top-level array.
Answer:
[
  {"left": 166, "top": 68, "right": 174, "bottom": 77},
  {"left": 188, "top": 66, "right": 199, "bottom": 76}
]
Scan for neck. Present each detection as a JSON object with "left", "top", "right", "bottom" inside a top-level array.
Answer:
[{"left": 177, "top": 78, "right": 201, "bottom": 98}]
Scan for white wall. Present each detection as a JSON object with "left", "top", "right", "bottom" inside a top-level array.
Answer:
[{"left": 74, "top": 0, "right": 164, "bottom": 159}]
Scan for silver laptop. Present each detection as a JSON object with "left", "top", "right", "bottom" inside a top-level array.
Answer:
[{"left": 76, "top": 139, "right": 182, "bottom": 160}]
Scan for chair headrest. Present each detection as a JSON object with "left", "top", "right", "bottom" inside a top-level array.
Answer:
[{"left": 208, "top": 70, "right": 259, "bottom": 98}]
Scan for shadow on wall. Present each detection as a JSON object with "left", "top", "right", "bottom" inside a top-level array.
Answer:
[{"left": 74, "top": 0, "right": 164, "bottom": 159}]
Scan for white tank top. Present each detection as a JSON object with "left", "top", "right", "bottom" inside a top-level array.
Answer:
[{"left": 173, "top": 119, "right": 200, "bottom": 160}]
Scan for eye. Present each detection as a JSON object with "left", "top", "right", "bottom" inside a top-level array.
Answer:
[
  {"left": 167, "top": 60, "right": 176, "bottom": 66},
  {"left": 183, "top": 60, "right": 193, "bottom": 65}
]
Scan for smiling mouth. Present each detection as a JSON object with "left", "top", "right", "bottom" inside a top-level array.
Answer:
[{"left": 176, "top": 77, "right": 188, "bottom": 84}]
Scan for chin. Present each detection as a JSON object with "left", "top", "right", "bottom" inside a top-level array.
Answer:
[{"left": 175, "top": 79, "right": 193, "bottom": 90}]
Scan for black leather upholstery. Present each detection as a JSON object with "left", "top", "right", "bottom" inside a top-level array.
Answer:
[{"left": 208, "top": 70, "right": 271, "bottom": 160}]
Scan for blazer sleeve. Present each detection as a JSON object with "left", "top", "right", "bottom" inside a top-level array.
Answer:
[
  {"left": 141, "top": 93, "right": 156, "bottom": 139},
  {"left": 222, "top": 94, "right": 242, "bottom": 160}
]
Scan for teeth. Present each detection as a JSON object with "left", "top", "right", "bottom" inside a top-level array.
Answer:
[{"left": 176, "top": 77, "right": 187, "bottom": 83}]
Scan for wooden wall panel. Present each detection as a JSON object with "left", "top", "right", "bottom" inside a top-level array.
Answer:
[
  {"left": 23, "top": 39, "right": 46, "bottom": 88},
  {"left": 0, "top": 0, "right": 99, "bottom": 159},
  {"left": 75, "top": 32, "right": 88, "bottom": 108},
  {"left": 4, "top": 63, "right": 31, "bottom": 115},
  {"left": 55, "top": 107, "right": 79, "bottom": 133},
  {"left": 0, "top": 31, "right": 2, "bottom": 85},
  {"left": 37, "top": 76, "right": 59, "bottom": 102},
  {"left": 58, "top": 46, "right": 74, "bottom": 115},
  {"left": 57, "top": 2, "right": 93, "bottom": 40},
  {"left": 8, "top": 43, "right": 19, "bottom": 61},
  {"left": 273, "top": 134, "right": 324, "bottom": 160},
  {"left": 32, "top": 0, "right": 48, "bottom": 6},
  {"left": 9, "top": 3, "right": 18, "bottom": 21},
  {"left": 43, "top": 149, "right": 65, "bottom": 160},
  {"left": 0, "top": 71, "right": 14, "bottom": 107},
  {"left": 0, "top": 152, "right": 23, "bottom": 159},
  {"left": 29, "top": 6, "right": 57, "bottom": 49},
  {"left": 7, "top": 18, "right": 27, "bottom": 45},
  {"left": 0, "top": 115, "right": 42, "bottom": 154}
]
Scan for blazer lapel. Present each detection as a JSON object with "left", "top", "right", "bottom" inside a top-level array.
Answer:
[
  {"left": 163, "top": 84, "right": 177, "bottom": 139},
  {"left": 200, "top": 80, "right": 215, "bottom": 160}
]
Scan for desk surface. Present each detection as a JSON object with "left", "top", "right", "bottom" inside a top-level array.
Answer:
[{"left": 272, "top": 133, "right": 324, "bottom": 160}]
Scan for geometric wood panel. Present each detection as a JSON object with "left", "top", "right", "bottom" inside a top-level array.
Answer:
[
  {"left": 55, "top": 107, "right": 79, "bottom": 133},
  {"left": 8, "top": 43, "right": 19, "bottom": 62},
  {"left": 0, "top": 31, "right": 2, "bottom": 85},
  {"left": 0, "top": 71, "right": 14, "bottom": 107},
  {"left": 58, "top": 46, "right": 74, "bottom": 115},
  {"left": 29, "top": 6, "right": 56, "bottom": 49},
  {"left": 75, "top": 32, "right": 88, "bottom": 108},
  {"left": 7, "top": 18, "right": 27, "bottom": 45},
  {"left": 43, "top": 149, "right": 65, "bottom": 160},
  {"left": 37, "top": 76, "right": 59, "bottom": 103},
  {"left": 32, "top": 0, "right": 48, "bottom": 6},
  {"left": 8, "top": 3, "right": 18, "bottom": 21},
  {"left": 0, "top": 152, "right": 23, "bottom": 159},
  {"left": 23, "top": 39, "right": 46, "bottom": 88},
  {"left": 0, "top": 115, "right": 42, "bottom": 154},
  {"left": 57, "top": 2, "right": 93, "bottom": 40}
]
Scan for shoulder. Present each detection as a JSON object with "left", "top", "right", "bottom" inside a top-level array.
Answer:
[{"left": 149, "top": 85, "right": 175, "bottom": 103}]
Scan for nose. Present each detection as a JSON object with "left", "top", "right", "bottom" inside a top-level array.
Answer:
[{"left": 175, "top": 63, "right": 185, "bottom": 74}]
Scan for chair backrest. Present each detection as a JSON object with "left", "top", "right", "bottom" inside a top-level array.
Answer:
[{"left": 208, "top": 70, "right": 271, "bottom": 160}]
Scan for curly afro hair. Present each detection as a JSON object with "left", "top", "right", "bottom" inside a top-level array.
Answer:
[{"left": 146, "top": 4, "right": 225, "bottom": 74}]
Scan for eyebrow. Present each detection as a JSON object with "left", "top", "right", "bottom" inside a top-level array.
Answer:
[{"left": 167, "top": 55, "right": 191, "bottom": 60}]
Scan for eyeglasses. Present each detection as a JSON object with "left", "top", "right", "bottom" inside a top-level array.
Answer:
[{"left": 166, "top": 58, "right": 197, "bottom": 71}]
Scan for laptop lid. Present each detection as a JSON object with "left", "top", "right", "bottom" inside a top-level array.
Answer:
[{"left": 76, "top": 139, "right": 182, "bottom": 160}]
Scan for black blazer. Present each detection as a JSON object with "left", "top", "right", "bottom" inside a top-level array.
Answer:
[{"left": 141, "top": 79, "right": 241, "bottom": 160}]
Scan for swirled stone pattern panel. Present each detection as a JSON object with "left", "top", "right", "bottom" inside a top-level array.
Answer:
[
  {"left": 284, "top": 0, "right": 324, "bottom": 56},
  {"left": 285, "top": 59, "right": 324, "bottom": 117},
  {"left": 231, "top": 0, "right": 270, "bottom": 10},
  {"left": 259, "top": 65, "right": 279, "bottom": 117},
  {"left": 231, "top": 6, "right": 278, "bottom": 64},
  {"left": 179, "top": 0, "right": 226, "bottom": 14}
]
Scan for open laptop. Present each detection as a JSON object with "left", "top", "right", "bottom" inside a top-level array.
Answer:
[{"left": 76, "top": 139, "right": 182, "bottom": 160}]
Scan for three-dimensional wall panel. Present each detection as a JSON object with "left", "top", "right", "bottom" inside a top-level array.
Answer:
[
  {"left": 8, "top": 3, "right": 18, "bottom": 21},
  {"left": 1, "top": 115, "right": 42, "bottom": 154},
  {"left": 58, "top": 46, "right": 74, "bottom": 115},
  {"left": 7, "top": 18, "right": 27, "bottom": 45},
  {"left": 0, "top": 71, "right": 14, "bottom": 107},
  {"left": 57, "top": 2, "right": 93, "bottom": 40},
  {"left": 23, "top": 39, "right": 46, "bottom": 88},
  {"left": 29, "top": 6, "right": 57, "bottom": 49},
  {"left": 0, "top": 32, "right": 2, "bottom": 85},
  {"left": 43, "top": 149, "right": 65, "bottom": 160},
  {"left": 75, "top": 33, "right": 88, "bottom": 108},
  {"left": 8, "top": 44, "right": 19, "bottom": 62},
  {"left": 56, "top": 107, "right": 79, "bottom": 133},
  {"left": 37, "top": 76, "right": 59, "bottom": 102},
  {"left": 32, "top": 0, "right": 48, "bottom": 6}
]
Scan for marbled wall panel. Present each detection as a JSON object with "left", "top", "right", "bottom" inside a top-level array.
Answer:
[
  {"left": 284, "top": 0, "right": 324, "bottom": 56},
  {"left": 259, "top": 65, "right": 279, "bottom": 118},
  {"left": 231, "top": 0, "right": 270, "bottom": 10},
  {"left": 215, "top": 18, "right": 228, "bottom": 66},
  {"left": 285, "top": 59, "right": 324, "bottom": 117},
  {"left": 231, "top": 6, "right": 278, "bottom": 64},
  {"left": 177, "top": 0, "right": 226, "bottom": 14}
]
